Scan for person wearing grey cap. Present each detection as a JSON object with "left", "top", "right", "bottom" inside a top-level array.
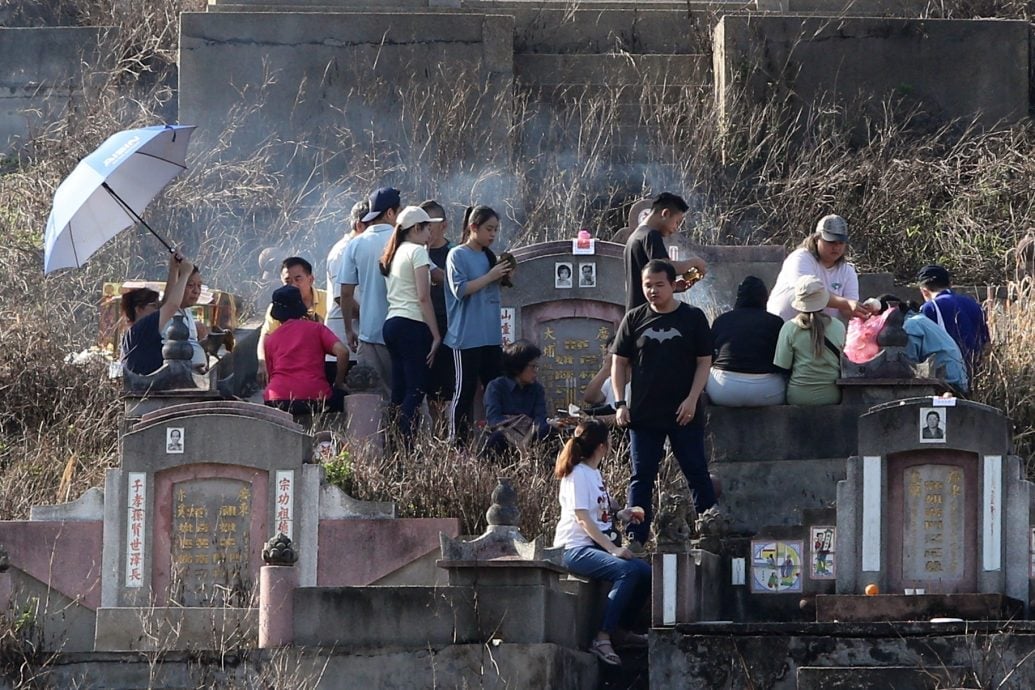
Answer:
[
  {"left": 326, "top": 199, "right": 368, "bottom": 346},
  {"left": 767, "top": 214, "right": 870, "bottom": 321}
]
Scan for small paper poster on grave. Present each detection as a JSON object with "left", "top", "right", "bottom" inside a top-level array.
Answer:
[
  {"left": 1030, "top": 528, "right": 1035, "bottom": 578},
  {"left": 500, "top": 308, "right": 515, "bottom": 346},
  {"left": 125, "top": 472, "right": 147, "bottom": 588},
  {"left": 809, "top": 526, "right": 836, "bottom": 580},
  {"left": 274, "top": 470, "right": 294, "bottom": 540},
  {"left": 751, "top": 540, "right": 803, "bottom": 593}
]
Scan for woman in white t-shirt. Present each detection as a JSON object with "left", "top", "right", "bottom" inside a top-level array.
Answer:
[
  {"left": 552, "top": 419, "right": 651, "bottom": 666},
  {"left": 767, "top": 214, "right": 871, "bottom": 321},
  {"left": 379, "top": 205, "right": 444, "bottom": 444}
]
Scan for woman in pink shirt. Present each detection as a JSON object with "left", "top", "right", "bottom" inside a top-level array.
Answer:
[{"left": 264, "top": 285, "right": 349, "bottom": 415}]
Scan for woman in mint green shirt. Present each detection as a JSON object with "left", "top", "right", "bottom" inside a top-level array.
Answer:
[{"left": 773, "top": 275, "right": 846, "bottom": 405}]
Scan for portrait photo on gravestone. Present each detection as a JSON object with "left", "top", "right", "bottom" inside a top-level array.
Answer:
[
  {"left": 555, "top": 262, "right": 573, "bottom": 289},
  {"left": 919, "top": 407, "right": 947, "bottom": 443}
]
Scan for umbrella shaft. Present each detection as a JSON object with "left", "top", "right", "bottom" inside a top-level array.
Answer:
[{"left": 102, "top": 182, "right": 174, "bottom": 253}]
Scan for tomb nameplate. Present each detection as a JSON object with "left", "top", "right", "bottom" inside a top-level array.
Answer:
[
  {"left": 170, "top": 478, "right": 252, "bottom": 607},
  {"left": 902, "top": 464, "right": 964, "bottom": 584},
  {"left": 537, "top": 317, "right": 614, "bottom": 411}
]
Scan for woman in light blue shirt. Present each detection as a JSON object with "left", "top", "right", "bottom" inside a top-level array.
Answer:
[{"left": 445, "top": 205, "right": 513, "bottom": 443}]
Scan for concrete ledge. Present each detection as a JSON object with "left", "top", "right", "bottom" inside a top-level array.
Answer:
[
  {"left": 94, "top": 607, "right": 257, "bottom": 652},
  {"left": 12, "top": 643, "right": 598, "bottom": 689},
  {"left": 708, "top": 404, "right": 868, "bottom": 462}
]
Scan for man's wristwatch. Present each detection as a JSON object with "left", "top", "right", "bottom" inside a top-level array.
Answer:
[{"left": 614, "top": 400, "right": 628, "bottom": 409}]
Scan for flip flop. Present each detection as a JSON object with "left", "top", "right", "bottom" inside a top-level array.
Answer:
[{"left": 590, "top": 638, "right": 621, "bottom": 666}]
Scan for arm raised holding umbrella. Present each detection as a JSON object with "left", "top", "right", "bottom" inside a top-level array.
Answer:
[{"left": 123, "top": 251, "right": 195, "bottom": 375}]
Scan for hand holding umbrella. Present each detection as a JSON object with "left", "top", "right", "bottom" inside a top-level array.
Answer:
[{"left": 43, "top": 124, "right": 196, "bottom": 274}]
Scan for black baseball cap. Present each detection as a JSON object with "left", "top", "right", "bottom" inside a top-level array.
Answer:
[
  {"left": 915, "top": 264, "right": 950, "bottom": 287},
  {"left": 361, "top": 187, "right": 401, "bottom": 223}
]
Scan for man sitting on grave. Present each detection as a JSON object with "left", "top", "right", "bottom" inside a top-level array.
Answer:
[
  {"left": 482, "top": 339, "right": 570, "bottom": 458},
  {"left": 257, "top": 256, "right": 329, "bottom": 384},
  {"left": 877, "top": 294, "right": 969, "bottom": 394},
  {"left": 263, "top": 285, "right": 349, "bottom": 415},
  {"left": 915, "top": 264, "right": 990, "bottom": 379},
  {"left": 122, "top": 251, "right": 196, "bottom": 375}
]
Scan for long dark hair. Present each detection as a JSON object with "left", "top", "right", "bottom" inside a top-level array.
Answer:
[
  {"left": 554, "top": 419, "right": 609, "bottom": 479},
  {"left": 379, "top": 222, "right": 424, "bottom": 277},
  {"left": 462, "top": 205, "right": 499, "bottom": 267}
]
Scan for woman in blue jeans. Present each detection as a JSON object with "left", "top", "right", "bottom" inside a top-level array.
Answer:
[
  {"left": 379, "top": 205, "right": 444, "bottom": 444},
  {"left": 552, "top": 419, "right": 651, "bottom": 666}
]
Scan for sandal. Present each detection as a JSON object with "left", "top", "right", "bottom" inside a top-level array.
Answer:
[{"left": 590, "top": 638, "right": 622, "bottom": 666}]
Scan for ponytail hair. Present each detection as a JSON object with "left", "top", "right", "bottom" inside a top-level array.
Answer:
[
  {"left": 379, "top": 222, "right": 421, "bottom": 277},
  {"left": 554, "top": 418, "right": 610, "bottom": 479},
  {"left": 462, "top": 204, "right": 500, "bottom": 267}
]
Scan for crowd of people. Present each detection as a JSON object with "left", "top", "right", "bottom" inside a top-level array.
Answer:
[{"left": 118, "top": 188, "right": 991, "bottom": 667}]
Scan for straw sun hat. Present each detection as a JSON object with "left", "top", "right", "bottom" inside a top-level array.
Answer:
[{"left": 790, "top": 275, "right": 829, "bottom": 313}]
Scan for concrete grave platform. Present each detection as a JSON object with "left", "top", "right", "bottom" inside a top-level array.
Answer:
[
  {"left": 651, "top": 621, "right": 1035, "bottom": 690},
  {"left": 814, "top": 593, "right": 1024, "bottom": 623},
  {"left": 4, "top": 643, "right": 598, "bottom": 689},
  {"left": 94, "top": 606, "right": 258, "bottom": 652}
]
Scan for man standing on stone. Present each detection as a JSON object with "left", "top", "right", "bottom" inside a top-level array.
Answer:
[
  {"left": 421, "top": 199, "right": 455, "bottom": 428},
  {"left": 611, "top": 259, "right": 717, "bottom": 550},
  {"left": 339, "top": 187, "right": 401, "bottom": 398},
  {"left": 326, "top": 200, "right": 368, "bottom": 346},
  {"left": 623, "top": 192, "right": 708, "bottom": 312}
]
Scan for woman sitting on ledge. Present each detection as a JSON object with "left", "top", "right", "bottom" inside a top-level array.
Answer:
[
  {"left": 706, "top": 275, "right": 787, "bottom": 406},
  {"left": 774, "top": 275, "right": 845, "bottom": 405},
  {"left": 553, "top": 419, "right": 650, "bottom": 667}
]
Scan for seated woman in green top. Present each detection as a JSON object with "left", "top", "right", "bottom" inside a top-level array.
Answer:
[{"left": 773, "top": 275, "right": 846, "bottom": 405}]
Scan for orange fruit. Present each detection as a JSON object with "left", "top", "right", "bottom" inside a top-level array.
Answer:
[{"left": 864, "top": 583, "right": 879, "bottom": 596}]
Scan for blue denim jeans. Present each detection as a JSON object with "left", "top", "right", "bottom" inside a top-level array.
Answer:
[
  {"left": 627, "top": 423, "right": 716, "bottom": 544},
  {"left": 563, "top": 545, "right": 652, "bottom": 633},
  {"left": 382, "top": 316, "right": 432, "bottom": 443}
]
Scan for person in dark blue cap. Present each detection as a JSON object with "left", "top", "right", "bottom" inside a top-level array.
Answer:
[
  {"left": 338, "top": 186, "right": 402, "bottom": 398},
  {"left": 916, "top": 264, "right": 989, "bottom": 379}
]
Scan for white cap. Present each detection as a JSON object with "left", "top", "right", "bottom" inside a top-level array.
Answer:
[{"left": 396, "top": 205, "right": 444, "bottom": 230}]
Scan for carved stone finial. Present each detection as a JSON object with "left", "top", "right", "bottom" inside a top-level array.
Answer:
[
  {"left": 345, "top": 363, "right": 381, "bottom": 393},
  {"left": 693, "top": 506, "right": 731, "bottom": 554},
  {"left": 486, "top": 478, "right": 520, "bottom": 527},
  {"left": 262, "top": 533, "right": 297, "bottom": 566},
  {"left": 0, "top": 544, "right": 9, "bottom": 573},
  {"left": 654, "top": 492, "right": 694, "bottom": 554},
  {"left": 162, "top": 314, "right": 194, "bottom": 362}
]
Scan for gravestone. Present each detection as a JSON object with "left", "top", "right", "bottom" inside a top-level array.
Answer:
[
  {"left": 836, "top": 397, "right": 1032, "bottom": 608},
  {"left": 102, "top": 401, "right": 314, "bottom": 610},
  {"left": 501, "top": 240, "right": 625, "bottom": 411}
]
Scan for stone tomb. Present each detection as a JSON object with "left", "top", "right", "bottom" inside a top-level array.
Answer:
[{"left": 836, "top": 397, "right": 1032, "bottom": 608}]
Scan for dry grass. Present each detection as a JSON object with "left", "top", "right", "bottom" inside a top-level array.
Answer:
[{"left": 2, "top": 0, "right": 1035, "bottom": 526}]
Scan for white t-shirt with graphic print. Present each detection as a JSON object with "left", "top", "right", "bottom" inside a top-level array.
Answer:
[{"left": 553, "top": 463, "right": 612, "bottom": 549}]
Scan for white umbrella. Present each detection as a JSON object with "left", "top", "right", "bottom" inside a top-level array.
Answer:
[{"left": 43, "top": 124, "right": 196, "bottom": 274}]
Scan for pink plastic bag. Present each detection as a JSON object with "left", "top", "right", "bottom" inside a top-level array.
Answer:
[{"left": 844, "top": 309, "right": 895, "bottom": 364}]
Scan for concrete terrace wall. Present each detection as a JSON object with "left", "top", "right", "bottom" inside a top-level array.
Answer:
[
  {"left": 177, "top": 11, "right": 514, "bottom": 189},
  {"left": 714, "top": 16, "right": 1031, "bottom": 128},
  {"left": 0, "top": 27, "right": 113, "bottom": 157}
]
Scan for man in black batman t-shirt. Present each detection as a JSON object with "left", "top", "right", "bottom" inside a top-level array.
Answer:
[{"left": 611, "top": 259, "right": 717, "bottom": 547}]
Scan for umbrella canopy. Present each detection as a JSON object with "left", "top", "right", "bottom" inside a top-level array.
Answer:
[{"left": 43, "top": 124, "right": 196, "bottom": 274}]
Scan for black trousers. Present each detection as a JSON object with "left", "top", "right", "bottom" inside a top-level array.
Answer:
[{"left": 448, "top": 344, "right": 503, "bottom": 443}]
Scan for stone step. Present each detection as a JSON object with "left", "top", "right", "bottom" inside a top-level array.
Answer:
[
  {"left": 514, "top": 53, "right": 711, "bottom": 86},
  {"left": 797, "top": 666, "right": 968, "bottom": 690}
]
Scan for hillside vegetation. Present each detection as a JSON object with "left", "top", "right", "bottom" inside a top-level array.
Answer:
[{"left": 1, "top": 0, "right": 1034, "bottom": 532}]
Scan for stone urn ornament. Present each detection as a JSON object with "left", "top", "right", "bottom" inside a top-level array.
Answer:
[
  {"left": 486, "top": 477, "right": 520, "bottom": 527},
  {"left": 262, "top": 533, "right": 297, "bottom": 566}
]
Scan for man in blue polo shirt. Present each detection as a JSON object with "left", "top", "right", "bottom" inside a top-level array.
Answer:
[
  {"left": 916, "top": 264, "right": 989, "bottom": 378},
  {"left": 339, "top": 187, "right": 401, "bottom": 398}
]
